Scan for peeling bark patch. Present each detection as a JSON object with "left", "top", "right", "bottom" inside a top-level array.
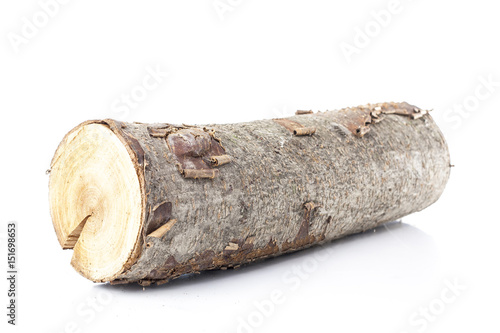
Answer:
[
  {"left": 295, "top": 110, "right": 314, "bottom": 115},
  {"left": 148, "top": 127, "right": 170, "bottom": 137},
  {"left": 293, "top": 127, "right": 316, "bottom": 136},
  {"left": 321, "top": 102, "right": 429, "bottom": 138},
  {"left": 210, "top": 155, "right": 231, "bottom": 166},
  {"left": 273, "top": 118, "right": 316, "bottom": 136},
  {"left": 166, "top": 128, "right": 229, "bottom": 179},
  {"left": 183, "top": 169, "right": 219, "bottom": 179}
]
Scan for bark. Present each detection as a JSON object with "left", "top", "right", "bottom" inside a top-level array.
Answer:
[{"left": 50, "top": 102, "right": 451, "bottom": 285}]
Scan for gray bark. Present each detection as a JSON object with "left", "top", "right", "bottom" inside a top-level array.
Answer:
[{"left": 87, "top": 102, "right": 451, "bottom": 285}]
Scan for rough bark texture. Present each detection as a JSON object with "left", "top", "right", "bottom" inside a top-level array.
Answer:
[{"left": 69, "top": 102, "right": 451, "bottom": 285}]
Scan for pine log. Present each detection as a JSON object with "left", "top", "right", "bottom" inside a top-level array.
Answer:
[{"left": 48, "top": 102, "right": 450, "bottom": 285}]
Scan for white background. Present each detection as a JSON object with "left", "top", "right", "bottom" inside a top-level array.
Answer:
[{"left": 1, "top": 1, "right": 499, "bottom": 332}]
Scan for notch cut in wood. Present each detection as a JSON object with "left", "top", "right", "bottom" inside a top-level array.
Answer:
[{"left": 62, "top": 214, "right": 91, "bottom": 249}]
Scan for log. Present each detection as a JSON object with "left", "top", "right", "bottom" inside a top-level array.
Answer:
[{"left": 48, "top": 102, "right": 451, "bottom": 285}]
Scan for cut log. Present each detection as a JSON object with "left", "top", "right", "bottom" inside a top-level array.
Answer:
[{"left": 48, "top": 102, "right": 451, "bottom": 285}]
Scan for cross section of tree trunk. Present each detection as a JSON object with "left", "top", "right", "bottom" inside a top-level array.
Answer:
[{"left": 49, "top": 102, "right": 451, "bottom": 285}]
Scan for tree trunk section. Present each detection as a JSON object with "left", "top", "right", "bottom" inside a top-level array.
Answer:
[{"left": 48, "top": 102, "right": 451, "bottom": 285}]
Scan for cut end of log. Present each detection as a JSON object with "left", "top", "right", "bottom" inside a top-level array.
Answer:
[{"left": 49, "top": 123, "right": 143, "bottom": 282}]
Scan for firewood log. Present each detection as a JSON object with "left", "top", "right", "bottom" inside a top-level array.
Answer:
[{"left": 48, "top": 102, "right": 450, "bottom": 285}]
